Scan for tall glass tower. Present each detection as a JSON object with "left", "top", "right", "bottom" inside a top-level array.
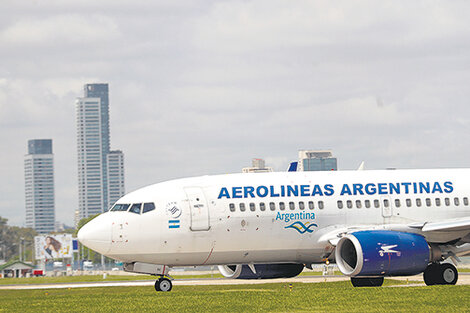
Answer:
[
  {"left": 76, "top": 84, "right": 125, "bottom": 223},
  {"left": 84, "top": 83, "right": 110, "bottom": 210},
  {"left": 25, "top": 139, "right": 55, "bottom": 234}
]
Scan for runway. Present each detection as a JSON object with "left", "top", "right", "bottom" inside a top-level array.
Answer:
[{"left": 1, "top": 273, "right": 470, "bottom": 290}]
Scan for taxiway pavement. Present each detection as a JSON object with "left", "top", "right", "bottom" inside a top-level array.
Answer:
[{"left": 1, "top": 273, "right": 470, "bottom": 290}]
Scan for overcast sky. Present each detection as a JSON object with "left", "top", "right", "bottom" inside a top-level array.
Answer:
[{"left": 1, "top": 1, "right": 470, "bottom": 226}]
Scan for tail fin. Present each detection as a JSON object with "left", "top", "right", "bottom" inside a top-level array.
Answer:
[{"left": 287, "top": 162, "right": 298, "bottom": 172}]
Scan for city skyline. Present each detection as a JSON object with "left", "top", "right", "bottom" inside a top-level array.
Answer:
[{"left": 2, "top": 2, "right": 470, "bottom": 227}]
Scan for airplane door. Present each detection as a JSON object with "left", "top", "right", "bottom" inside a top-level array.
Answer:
[
  {"left": 381, "top": 196, "right": 392, "bottom": 218},
  {"left": 185, "top": 187, "right": 210, "bottom": 231}
]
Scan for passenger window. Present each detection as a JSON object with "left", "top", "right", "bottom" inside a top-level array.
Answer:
[
  {"left": 445, "top": 198, "right": 450, "bottom": 206},
  {"left": 346, "top": 200, "right": 352, "bottom": 209},
  {"left": 129, "top": 203, "right": 142, "bottom": 214},
  {"left": 289, "top": 202, "right": 295, "bottom": 210},
  {"left": 355, "top": 200, "right": 362, "bottom": 209},
  {"left": 406, "top": 199, "right": 412, "bottom": 207},
  {"left": 269, "top": 202, "right": 276, "bottom": 211},
  {"left": 464, "top": 197, "right": 469, "bottom": 206},
  {"left": 416, "top": 199, "right": 422, "bottom": 207},
  {"left": 364, "top": 200, "right": 371, "bottom": 208},
  {"left": 260, "top": 202, "right": 266, "bottom": 211},
  {"left": 425, "top": 198, "right": 431, "bottom": 207},
  {"left": 240, "top": 203, "right": 246, "bottom": 212},
  {"left": 229, "top": 203, "right": 235, "bottom": 212},
  {"left": 111, "top": 204, "right": 130, "bottom": 211},
  {"left": 435, "top": 198, "right": 441, "bottom": 207},
  {"left": 374, "top": 200, "right": 380, "bottom": 208},
  {"left": 337, "top": 200, "right": 343, "bottom": 209},
  {"left": 250, "top": 203, "right": 256, "bottom": 211},
  {"left": 454, "top": 198, "right": 460, "bottom": 206},
  {"left": 308, "top": 201, "right": 314, "bottom": 210},
  {"left": 395, "top": 199, "right": 400, "bottom": 208},
  {"left": 318, "top": 201, "right": 324, "bottom": 210},
  {"left": 143, "top": 203, "right": 155, "bottom": 213},
  {"left": 279, "top": 202, "right": 285, "bottom": 210},
  {"left": 383, "top": 199, "right": 389, "bottom": 207},
  {"left": 299, "top": 201, "right": 305, "bottom": 210}
]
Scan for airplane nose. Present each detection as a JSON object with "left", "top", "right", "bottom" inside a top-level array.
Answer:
[{"left": 77, "top": 215, "right": 111, "bottom": 255}]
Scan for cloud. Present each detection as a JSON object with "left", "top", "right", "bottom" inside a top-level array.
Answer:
[
  {"left": 2, "top": 1, "right": 470, "bottom": 226},
  {"left": 0, "top": 14, "right": 120, "bottom": 47}
]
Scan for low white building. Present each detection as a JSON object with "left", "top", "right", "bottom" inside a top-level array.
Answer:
[{"left": 0, "top": 260, "right": 35, "bottom": 278}]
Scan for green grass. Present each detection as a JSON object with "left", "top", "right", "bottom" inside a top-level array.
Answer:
[{"left": 0, "top": 280, "right": 468, "bottom": 313}]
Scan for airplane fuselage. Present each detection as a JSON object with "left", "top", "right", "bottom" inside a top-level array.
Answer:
[{"left": 80, "top": 169, "right": 470, "bottom": 267}]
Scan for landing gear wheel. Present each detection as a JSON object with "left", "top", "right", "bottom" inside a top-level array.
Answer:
[
  {"left": 350, "top": 277, "right": 384, "bottom": 287},
  {"left": 439, "top": 263, "right": 458, "bottom": 285},
  {"left": 424, "top": 263, "right": 440, "bottom": 286},
  {"left": 424, "top": 263, "right": 458, "bottom": 285},
  {"left": 154, "top": 278, "right": 172, "bottom": 292}
]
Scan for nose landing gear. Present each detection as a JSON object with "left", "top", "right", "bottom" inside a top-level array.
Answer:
[
  {"left": 154, "top": 277, "right": 173, "bottom": 292},
  {"left": 424, "top": 263, "right": 458, "bottom": 285}
]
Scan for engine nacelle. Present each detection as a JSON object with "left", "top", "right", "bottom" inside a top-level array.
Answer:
[
  {"left": 218, "top": 263, "right": 304, "bottom": 279},
  {"left": 336, "top": 230, "right": 430, "bottom": 277}
]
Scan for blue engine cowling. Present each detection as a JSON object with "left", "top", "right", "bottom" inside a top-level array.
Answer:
[
  {"left": 336, "top": 230, "right": 430, "bottom": 277},
  {"left": 218, "top": 263, "right": 304, "bottom": 279}
]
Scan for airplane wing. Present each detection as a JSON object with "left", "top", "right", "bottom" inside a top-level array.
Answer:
[
  {"left": 321, "top": 216, "right": 470, "bottom": 248},
  {"left": 318, "top": 217, "right": 470, "bottom": 265},
  {"left": 411, "top": 217, "right": 470, "bottom": 232}
]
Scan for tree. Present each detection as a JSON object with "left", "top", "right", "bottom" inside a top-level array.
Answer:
[
  {"left": 74, "top": 214, "right": 100, "bottom": 237},
  {"left": 0, "top": 216, "right": 37, "bottom": 262}
]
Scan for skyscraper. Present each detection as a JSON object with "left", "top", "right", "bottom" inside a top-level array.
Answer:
[
  {"left": 84, "top": 83, "right": 110, "bottom": 210},
  {"left": 24, "top": 139, "right": 55, "bottom": 234},
  {"left": 76, "top": 84, "right": 125, "bottom": 223}
]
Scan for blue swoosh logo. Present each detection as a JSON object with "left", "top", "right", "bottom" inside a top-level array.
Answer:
[{"left": 285, "top": 221, "right": 318, "bottom": 234}]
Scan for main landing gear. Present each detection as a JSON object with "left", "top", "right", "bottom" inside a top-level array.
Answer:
[
  {"left": 350, "top": 277, "right": 384, "bottom": 287},
  {"left": 154, "top": 277, "right": 173, "bottom": 292},
  {"left": 424, "top": 263, "right": 458, "bottom": 286}
]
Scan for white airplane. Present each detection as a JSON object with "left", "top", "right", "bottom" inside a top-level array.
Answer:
[{"left": 78, "top": 168, "right": 470, "bottom": 291}]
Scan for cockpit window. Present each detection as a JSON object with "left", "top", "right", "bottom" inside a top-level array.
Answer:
[
  {"left": 129, "top": 203, "right": 142, "bottom": 214},
  {"left": 143, "top": 203, "right": 156, "bottom": 213},
  {"left": 111, "top": 203, "right": 130, "bottom": 211}
]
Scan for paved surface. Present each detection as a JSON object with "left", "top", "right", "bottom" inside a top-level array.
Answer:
[{"left": 1, "top": 273, "right": 469, "bottom": 290}]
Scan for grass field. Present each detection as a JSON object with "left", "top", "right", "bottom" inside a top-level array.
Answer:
[{"left": 0, "top": 280, "right": 469, "bottom": 312}]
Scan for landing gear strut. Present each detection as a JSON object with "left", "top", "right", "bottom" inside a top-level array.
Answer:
[
  {"left": 424, "top": 263, "right": 458, "bottom": 286},
  {"left": 154, "top": 277, "right": 173, "bottom": 292},
  {"left": 350, "top": 277, "right": 384, "bottom": 287}
]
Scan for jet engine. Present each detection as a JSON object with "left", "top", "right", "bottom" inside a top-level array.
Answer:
[
  {"left": 218, "top": 263, "right": 304, "bottom": 279},
  {"left": 336, "top": 230, "right": 430, "bottom": 277}
]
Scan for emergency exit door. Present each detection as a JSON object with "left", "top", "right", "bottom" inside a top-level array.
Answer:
[
  {"left": 381, "top": 196, "right": 392, "bottom": 218},
  {"left": 185, "top": 187, "right": 210, "bottom": 231}
]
